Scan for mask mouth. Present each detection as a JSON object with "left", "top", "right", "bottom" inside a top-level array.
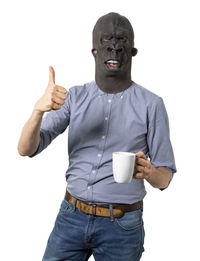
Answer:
[{"left": 105, "top": 59, "right": 121, "bottom": 70}]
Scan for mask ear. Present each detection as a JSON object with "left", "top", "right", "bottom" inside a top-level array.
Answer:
[
  {"left": 92, "top": 48, "right": 97, "bottom": 57},
  {"left": 132, "top": 48, "right": 138, "bottom": 56}
]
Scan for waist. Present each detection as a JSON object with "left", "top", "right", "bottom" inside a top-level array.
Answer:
[{"left": 65, "top": 190, "right": 143, "bottom": 218}]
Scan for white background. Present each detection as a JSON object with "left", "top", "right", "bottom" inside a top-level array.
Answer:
[{"left": 0, "top": 0, "right": 199, "bottom": 260}]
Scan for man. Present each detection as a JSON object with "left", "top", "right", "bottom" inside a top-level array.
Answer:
[{"left": 18, "top": 12, "right": 177, "bottom": 261}]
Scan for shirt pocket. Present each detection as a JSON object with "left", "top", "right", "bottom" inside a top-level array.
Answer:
[{"left": 114, "top": 208, "right": 143, "bottom": 231}]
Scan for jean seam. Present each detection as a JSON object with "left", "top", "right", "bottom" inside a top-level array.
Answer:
[
  {"left": 114, "top": 209, "right": 143, "bottom": 231},
  {"left": 115, "top": 219, "right": 143, "bottom": 231},
  {"left": 138, "top": 222, "right": 145, "bottom": 259}
]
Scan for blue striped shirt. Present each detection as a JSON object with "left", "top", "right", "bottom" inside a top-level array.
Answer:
[{"left": 30, "top": 81, "right": 177, "bottom": 205}]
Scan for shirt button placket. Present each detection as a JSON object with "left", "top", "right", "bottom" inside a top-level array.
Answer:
[
  {"left": 88, "top": 94, "right": 113, "bottom": 200},
  {"left": 97, "top": 95, "right": 113, "bottom": 163}
]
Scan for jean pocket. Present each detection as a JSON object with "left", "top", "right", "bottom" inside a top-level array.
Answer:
[
  {"left": 59, "top": 199, "right": 73, "bottom": 217},
  {"left": 114, "top": 208, "right": 143, "bottom": 231}
]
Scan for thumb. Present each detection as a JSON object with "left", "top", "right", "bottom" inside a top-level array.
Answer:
[{"left": 48, "top": 66, "right": 55, "bottom": 84}]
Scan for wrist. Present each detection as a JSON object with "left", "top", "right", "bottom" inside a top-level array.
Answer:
[
  {"left": 32, "top": 108, "right": 44, "bottom": 118},
  {"left": 145, "top": 166, "right": 170, "bottom": 189}
]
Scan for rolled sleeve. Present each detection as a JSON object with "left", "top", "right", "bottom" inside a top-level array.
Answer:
[
  {"left": 29, "top": 90, "right": 72, "bottom": 157},
  {"left": 147, "top": 97, "right": 177, "bottom": 189}
]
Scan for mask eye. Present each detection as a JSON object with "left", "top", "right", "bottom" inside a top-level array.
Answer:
[
  {"left": 119, "top": 36, "right": 127, "bottom": 42},
  {"left": 102, "top": 37, "right": 110, "bottom": 42},
  {"left": 101, "top": 35, "right": 112, "bottom": 43}
]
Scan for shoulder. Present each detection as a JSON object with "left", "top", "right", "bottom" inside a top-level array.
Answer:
[
  {"left": 131, "top": 83, "right": 169, "bottom": 127},
  {"left": 130, "top": 82, "right": 166, "bottom": 116},
  {"left": 131, "top": 82, "right": 163, "bottom": 106},
  {"left": 68, "top": 81, "right": 95, "bottom": 97}
]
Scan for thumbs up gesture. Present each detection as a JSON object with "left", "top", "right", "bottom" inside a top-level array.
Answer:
[{"left": 34, "top": 66, "right": 68, "bottom": 112}]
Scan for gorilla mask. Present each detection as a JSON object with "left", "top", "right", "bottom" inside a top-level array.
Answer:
[{"left": 92, "top": 12, "right": 137, "bottom": 93}]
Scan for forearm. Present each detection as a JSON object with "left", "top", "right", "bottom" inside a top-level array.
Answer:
[
  {"left": 17, "top": 109, "right": 44, "bottom": 156},
  {"left": 145, "top": 167, "right": 171, "bottom": 189}
]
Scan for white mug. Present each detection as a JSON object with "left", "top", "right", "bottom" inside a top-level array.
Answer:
[{"left": 112, "top": 152, "right": 136, "bottom": 183}]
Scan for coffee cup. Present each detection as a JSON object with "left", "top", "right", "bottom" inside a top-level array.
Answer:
[{"left": 112, "top": 152, "right": 136, "bottom": 183}]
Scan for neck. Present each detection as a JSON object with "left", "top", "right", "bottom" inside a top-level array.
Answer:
[{"left": 95, "top": 73, "right": 132, "bottom": 94}]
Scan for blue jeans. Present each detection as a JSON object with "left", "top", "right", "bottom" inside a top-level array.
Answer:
[{"left": 42, "top": 197, "right": 145, "bottom": 261}]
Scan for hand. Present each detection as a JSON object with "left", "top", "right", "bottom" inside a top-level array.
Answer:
[
  {"left": 133, "top": 151, "right": 153, "bottom": 180},
  {"left": 34, "top": 66, "right": 68, "bottom": 112}
]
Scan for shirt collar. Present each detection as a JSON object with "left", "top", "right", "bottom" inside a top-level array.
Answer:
[{"left": 95, "top": 82, "right": 130, "bottom": 97}]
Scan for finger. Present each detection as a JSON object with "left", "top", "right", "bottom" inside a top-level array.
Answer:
[
  {"left": 52, "top": 102, "right": 61, "bottom": 110},
  {"left": 133, "top": 172, "right": 145, "bottom": 179},
  {"left": 136, "top": 158, "right": 151, "bottom": 168},
  {"left": 135, "top": 164, "right": 144, "bottom": 172},
  {"left": 136, "top": 151, "right": 147, "bottom": 160},
  {"left": 55, "top": 85, "right": 67, "bottom": 94},
  {"left": 55, "top": 91, "right": 67, "bottom": 100},
  {"left": 52, "top": 96, "right": 65, "bottom": 105},
  {"left": 135, "top": 164, "right": 151, "bottom": 175},
  {"left": 49, "top": 66, "right": 55, "bottom": 84}
]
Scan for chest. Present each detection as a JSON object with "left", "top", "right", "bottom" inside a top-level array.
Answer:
[{"left": 70, "top": 94, "right": 148, "bottom": 141}]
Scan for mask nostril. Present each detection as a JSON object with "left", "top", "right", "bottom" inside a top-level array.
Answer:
[
  {"left": 117, "top": 48, "right": 123, "bottom": 53},
  {"left": 107, "top": 47, "right": 113, "bottom": 52}
]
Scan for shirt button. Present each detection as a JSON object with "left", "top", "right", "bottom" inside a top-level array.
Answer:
[
  {"left": 105, "top": 117, "right": 108, "bottom": 120},
  {"left": 97, "top": 154, "right": 102, "bottom": 157},
  {"left": 92, "top": 170, "right": 96, "bottom": 174},
  {"left": 120, "top": 96, "right": 123, "bottom": 99},
  {"left": 102, "top": 136, "right": 105, "bottom": 139},
  {"left": 88, "top": 186, "right": 91, "bottom": 189},
  {"left": 108, "top": 99, "right": 112, "bottom": 103}
]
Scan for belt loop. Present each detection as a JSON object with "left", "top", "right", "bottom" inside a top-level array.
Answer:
[
  {"left": 141, "top": 201, "right": 143, "bottom": 212},
  {"left": 109, "top": 204, "right": 114, "bottom": 222},
  {"left": 72, "top": 198, "right": 77, "bottom": 212},
  {"left": 78, "top": 200, "right": 80, "bottom": 211}
]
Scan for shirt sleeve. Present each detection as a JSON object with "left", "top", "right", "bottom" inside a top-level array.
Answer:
[
  {"left": 147, "top": 97, "right": 177, "bottom": 190},
  {"left": 29, "top": 90, "right": 72, "bottom": 157}
]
